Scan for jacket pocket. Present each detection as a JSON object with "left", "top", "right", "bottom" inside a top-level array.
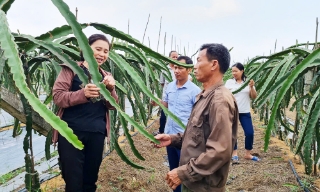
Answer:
[{"left": 189, "top": 116, "right": 204, "bottom": 147}]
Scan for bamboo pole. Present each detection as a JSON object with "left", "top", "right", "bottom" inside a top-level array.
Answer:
[
  {"left": 128, "top": 19, "right": 130, "bottom": 35},
  {"left": 75, "top": 7, "right": 78, "bottom": 21},
  {"left": 142, "top": 14, "right": 150, "bottom": 44},
  {"left": 314, "top": 17, "right": 319, "bottom": 175},
  {"left": 157, "top": 16, "right": 162, "bottom": 52},
  {"left": 171, "top": 35, "right": 173, "bottom": 52},
  {"left": 164, "top": 32, "right": 166, "bottom": 55}
]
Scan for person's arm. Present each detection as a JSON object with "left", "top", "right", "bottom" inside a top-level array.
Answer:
[
  {"left": 160, "top": 72, "right": 165, "bottom": 87},
  {"left": 104, "top": 88, "right": 119, "bottom": 110},
  {"left": 53, "top": 66, "right": 88, "bottom": 108},
  {"left": 176, "top": 100, "right": 236, "bottom": 182},
  {"left": 249, "top": 79, "right": 257, "bottom": 99},
  {"left": 160, "top": 84, "right": 170, "bottom": 108},
  {"left": 249, "top": 87, "right": 257, "bottom": 99},
  {"left": 169, "top": 133, "right": 184, "bottom": 149}
]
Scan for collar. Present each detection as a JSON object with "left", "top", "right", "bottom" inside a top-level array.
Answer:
[
  {"left": 175, "top": 79, "right": 191, "bottom": 89},
  {"left": 233, "top": 78, "right": 244, "bottom": 84},
  {"left": 199, "top": 80, "right": 224, "bottom": 98}
]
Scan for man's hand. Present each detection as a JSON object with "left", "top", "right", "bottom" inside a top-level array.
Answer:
[
  {"left": 249, "top": 79, "right": 255, "bottom": 88},
  {"left": 152, "top": 134, "right": 172, "bottom": 148},
  {"left": 150, "top": 98, "right": 161, "bottom": 106},
  {"left": 84, "top": 83, "right": 100, "bottom": 98},
  {"left": 165, "top": 169, "right": 182, "bottom": 190},
  {"left": 102, "top": 74, "right": 116, "bottom": 91}
]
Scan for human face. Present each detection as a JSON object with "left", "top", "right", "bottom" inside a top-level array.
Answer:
[
  {"left": 231, "top": 67, "right": 243, "bottom": 81},
  {"left": 194, "top": 49, "right": 218, "bottom": 83},
  {"left": 169, "top": 52, "right": 179, "bottom": 69},
  {"left": 90, "top": 40, "right": 110, "bottom": 66},
  {"left": 170, "top": 52, "right": 179, "bottom": 60},
  {"left": 174, "top": 59, "right": 191, "bottom": 81}
]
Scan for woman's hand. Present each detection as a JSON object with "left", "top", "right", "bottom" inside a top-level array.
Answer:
[
  {"left": 102, "top": 74, "right": 115, "bottom": 91},
  {"left": 84, "top": 83, "right": 100, "bottom": 98},
  {"left": 249, "top": 79, "right": 257, "bottom": 99},
  {"left": 249, "top": 79, "right": 255, "bottom": 88}
]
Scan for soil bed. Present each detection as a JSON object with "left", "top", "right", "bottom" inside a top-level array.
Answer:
[{"left": 41, "top": 113, "right": 320, "bottom": 192}]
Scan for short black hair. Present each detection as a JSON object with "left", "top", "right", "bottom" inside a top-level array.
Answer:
[
  {"left": 199, "top": 43, "right": 230, "bottom": 74},
  {"left": 177, "top": 56, "right": 193, "bottom": 65},
  {"left": 168, "top": 50, "right": 178, "bottom": 57},
  {"left": 80, "top": 34, "right": 111, "bottom": 61}
]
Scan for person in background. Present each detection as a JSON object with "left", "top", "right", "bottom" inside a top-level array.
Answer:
[
  {"left": 225, "top": 62, "right": 259, "bottom": 163},
  {"left": 156, "top": 50, "right": 179, "bottom": 135},
  {"left": 152, "top": 56, "right": 201, "bottom": 192},
  {"left": 52, "top": 34, "right": 119, "bottom": 192},
  {"left": 153, "top": 43, "right": 239, "bottom": 192}
]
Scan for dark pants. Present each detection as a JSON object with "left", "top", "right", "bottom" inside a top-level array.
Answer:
[
  {"left": 182, "top": 185, "right": 193, "bottom": 192},
  {"left": 58, "top": 131, "right": 105, "bottom": 192},
  {"left": 159, "top": 110, "right": 167, "bottom": 133},
  {"left": 166, "top": 146, "right": 181, "bottom": 192},
  {"left": 234, "top": 113, "right": 254, "bottom": 150}
]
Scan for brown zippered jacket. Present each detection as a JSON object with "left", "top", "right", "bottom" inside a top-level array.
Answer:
[
  {"left": 52, "top": 62, "right": 119, "bottom": 145},
  {"left": 170, "top": 81, "right": 238, "bottom": 192}
]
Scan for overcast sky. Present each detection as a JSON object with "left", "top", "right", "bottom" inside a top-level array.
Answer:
[{"left": 5, "top": 0, "right": 320, "bottom": 64}]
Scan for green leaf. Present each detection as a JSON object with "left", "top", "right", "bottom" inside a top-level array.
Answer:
[
  {"left": 51, "top": 0, "right": 159, "bottom": 144},
  {"left": 315, "top": 119, "right": 320, "bottom": 164},
  {"left": 294, "top": 88, "right": 320, "bottom": 154},
  {"left": 12, "top": 118, "right": 22, "bottom": 137},
  {"left": 112, "top": 43, "right": 161, "bottom": 97},
  {"left": 233, "top": 58, "right": 281, "bottom": 94},
  {"left": 24, "top": 154, "right": 32, "bottom": 191},
  {"left": 119, "top": 115, "right": 145, "bottom": 160},
  {"left": 20, "top": 24, "right": 88, "bottom": 52},
  {"left": 110, "top": 121, "right": 144, "bottom": 169},
  {"left": 255, "top": 73, "right": 291, "bottom": 109},
  {"left": 109, "top": 51, "right": 185, "bottom": 129},
  {"left": 0, "top": 10, "right": 83, "bottom": 149},
  {"left": 0, "top": 0, "right": 14, "bottom": 13},
  {"left": 277, "top": 109, "right": 294, "bottom": 133},
  {"left": 256, "top": 56, "right": 294, "bottom": 101},
  {"left": 109, "top": 57, "right": 148, "bottom": 126},
  {"left": 18, "top": 34, "right": 88, "bottom": 84},
  {"left": 28, "top": 56, "right": 51, "bottom": 74},
  {"left": 264, "top": 49, "right": 320, "bottom": 151},
  {"left": 115, "top": 81, "right": 127, "bottom": 94},
  {"left": 127, "top": 89, "right": 139, "bottom": 122},
  {"left": 45, "top": 129, "right": 53, "bottom": 160}
]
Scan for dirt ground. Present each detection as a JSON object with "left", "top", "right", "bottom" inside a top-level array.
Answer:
[{"left": 40, "top": 113, "right": 320, "bottom": 192}]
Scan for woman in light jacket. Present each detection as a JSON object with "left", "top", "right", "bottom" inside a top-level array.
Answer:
[{"left": 52, "top": 34, "right": 118, "bottom": 191}]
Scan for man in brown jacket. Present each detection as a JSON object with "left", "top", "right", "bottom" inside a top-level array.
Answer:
[{"left": 154, "top": 43, "right": 239, "bottom": 192}]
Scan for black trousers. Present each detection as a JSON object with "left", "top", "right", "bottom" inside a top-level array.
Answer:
[
  {"left": 159, "top": 110, "right": 167, "bottom": 133},
  {"left": 58, "top": 130, "right": 105, "bottom": 192}
]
